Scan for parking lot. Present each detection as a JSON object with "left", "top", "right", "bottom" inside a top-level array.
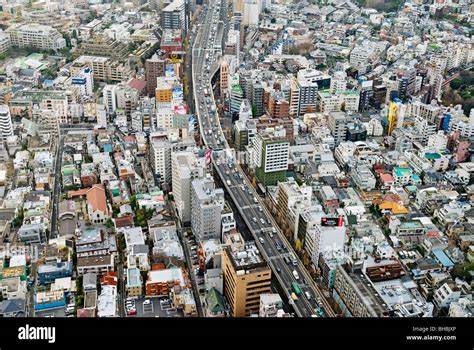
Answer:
[{"left": 125, "top": 296, "right": 184, "bottom": 318}]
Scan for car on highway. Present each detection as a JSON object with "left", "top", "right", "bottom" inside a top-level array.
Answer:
[
  {"left": 276, "top": 267, "right": 281, "bottom": 273},
  {"left": 260, "top": 218, "right": 265, "bottom": 224},
  {"left": 272, "top": 227, "right": 277, "bottom": 233},
  {"left": 305, "top": 291, "right": 311, "bottom": 300},
  {"left": 259, "top": 237, "right": 264, "bottom": 244},
  {"left": 293, "top": 270, "right": 300, "bottom": 280},
  {"left": 275, "top": 242, "right": 281, "bottom": 251},
  {"left": 253, "top": 217, "right": 257, "bottom": 223}
]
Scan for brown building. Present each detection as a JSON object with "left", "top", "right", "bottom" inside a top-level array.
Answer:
[
  {"left": 145, "top": 54, "right": 166, "bottom": 96},
  {"left": 222, "top": 233, "right": 272, "bottom": 317},
  {"left": 256, "top": 116, "right": 294, "bottom": 143},
  {"left": 145, "top": 266, "right": 188, "bottom": 296},
  {"left": 268, "top": 92, "right": 290, "bottom": 119},
  {"left": 364, "top": 256, "right": 405, "bottom": 282}
]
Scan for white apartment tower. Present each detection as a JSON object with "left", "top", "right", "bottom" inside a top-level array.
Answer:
[
  {"left": 191, "top": 176, "right": 225, "bottom": 242},
  {"left": 172, "top": 151, "right": 207, "bottom": 223},
  {"left": 0, "top": 105, "right": 13, "bottom": 140}
]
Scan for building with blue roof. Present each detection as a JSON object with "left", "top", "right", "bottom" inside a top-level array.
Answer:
[{"left": 432, "top": 249, "right": 455, "bottom": 270}]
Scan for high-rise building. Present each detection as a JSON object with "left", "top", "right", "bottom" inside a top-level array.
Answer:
[
  {"left": 252, "top": 128, "right": 290, "bottom": 186},
  {"left": 149, "top": 130, "right": 195, "bottom": 185},
  {"left": 171, "top": 151, "right": 207, "bottom": 224},
  {"left": 0, "top": 31, "right": 11, "bottom": 55},
  {"left": 230, "top": 84, "right": 244, "bottom": 115},
  {"left": 103, "top": 84, "right": 118, "bottom": 114},
  {"left": 145, "top": 55, "right": 166, "bottom": 96},
  {"left": 161, "top": 0, "right": 188, "bottom": 37},
  {"left": 220, "top": 59, "right": 229, "bottom": 98},
  {"left": 243, "top": 0, "right": 260, "bottom": 26},
  {"left": 296, "top": 79, "right": 318, "bottom": 116},
  {"left": 191, "top": 176, "right": 224, "bottom": 241},
  {"left": 222, "top": 232, "right": 271, "bottom": 317},
  {"left": 328, "top": 112, "right": 348, "bottom": 146},
  {"left": 250, "top": 80, "right": 264, "bottom": 117},
  {"left": 0, "top": 105, "right": 13, "bottom": 140},
  {"left": 267, "top": 91, "right": 289, "bottom": 119},
  {"left": 71, "top": 68, "right": 94, "bottom": 100}
]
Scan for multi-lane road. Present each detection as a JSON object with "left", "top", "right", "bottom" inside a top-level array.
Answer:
[{"left": 191, "top": 0, "right": 335, "bottom": 317}]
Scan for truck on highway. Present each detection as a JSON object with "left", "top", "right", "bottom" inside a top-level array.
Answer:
[
  {"left": 290, "top": 292, "right": 298, "bottom": 301},
  {"left": 226, "top": 180, "right": 231, "bottom": 186},
  {"left": 292, "top": 270, "right": 299, "bottom": 280},
  {"left": 253, "top": 196, "right": 258, "bottom": 204},
  {"left": 291, "top": 282, "right": 302, "bottom": 296}
]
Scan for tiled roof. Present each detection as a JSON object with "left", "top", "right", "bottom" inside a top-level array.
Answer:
[{"left": 87, "top": 184, "right": 109, "bottom": 215}]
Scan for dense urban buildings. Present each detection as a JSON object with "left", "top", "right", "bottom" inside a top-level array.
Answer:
[{"left": 0, "top": 0, "right": 472, "bottom": 324}]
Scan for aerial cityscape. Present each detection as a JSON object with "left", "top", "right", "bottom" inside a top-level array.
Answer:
[{"left": 0, "top": 0, "right": 472, "bottom": 321}]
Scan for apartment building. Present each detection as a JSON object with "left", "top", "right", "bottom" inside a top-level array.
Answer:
[
  {"left": 72, "top": 56, "right": 132, "bottom": 83},
  {"left": 145, "top": 54, "right": 166, "bottom": 96},
  {"left": 7, "top": 23, "right": 66, "bottom": 51},
  {"left": 222, "top": 233, "right": 272, "bottom": 317},
  {"left": 333, "top": 264, "right": 389, "bottom": 317},
  {"left": 190, "top": 176, "right": 225, "bottom": 242},
  {"left": 171, "top": 151, "right": 207, "bottom": 224},
  {"left": 328, "top": 112, "right": 348, "bottom": 146},
  {"left": 252, "top": 129, "right": 290, "bottom": 186},
  {"left": 0, "top": 31, "right": 11, "bottom": 54},
  {"left": 161, "top": 0, "right": 188, "bottom": 36},
  {"left": 0, "top": 105, "right": 13, "bottom": 141}
]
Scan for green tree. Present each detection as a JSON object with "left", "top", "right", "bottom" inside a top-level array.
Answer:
[
  {"left": 451, "top": 262, "right": 474, "bottom": 282},
  {"left": 450, "top": 78, "right": 462, "bottom": 90},
  {"left": 130, "top": 194, "right": 137, "bottom": 211},
  {"left": 105, "top": 218, "right": 114, "bottom": 228}
]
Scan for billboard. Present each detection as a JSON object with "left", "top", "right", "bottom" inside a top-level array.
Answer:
[
  {"left": 205, "top": 148, "right": 212, "bottom": 165},
  {"left": 165, "top": 66, "right": 175, "bottom": 78},
  {"left": 188, "top": 115, "right": 195, "bottom": 133},
  {"left": 321, "top": 217, "right": 344, "bottom": 227},
  {"left": 169, "top": 52, "right": 184, "bottom": 63},
  {"left": 172, "top": 86, "right": 183, "bottom": 101}
]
